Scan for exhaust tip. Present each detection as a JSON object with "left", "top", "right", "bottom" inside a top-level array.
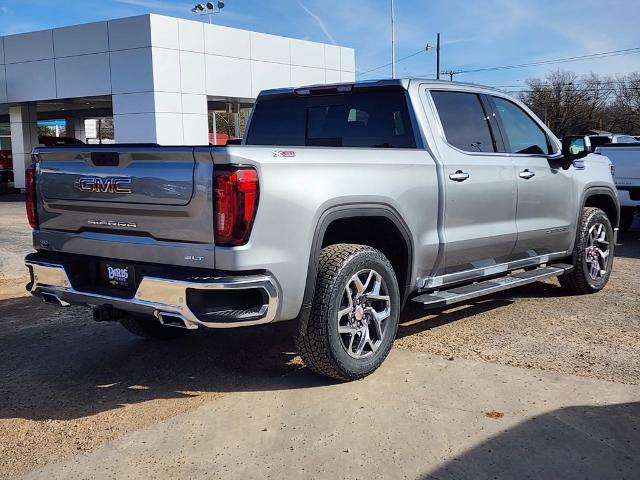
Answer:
[
  {"left": 156, "top": 311, "right": 197, "bottom": 330},
  {"left": 40, "top": 292, "right": 69, "bottom": 307}
]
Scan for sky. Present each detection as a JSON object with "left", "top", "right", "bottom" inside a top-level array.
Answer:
[{"left": 1, "top": 0, "right": 639, "bottom": 92}]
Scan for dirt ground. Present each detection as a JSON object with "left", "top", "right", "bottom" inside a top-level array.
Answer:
[
  {"left": 0, "top": 197, "right": 638, "bottom": 478},
  {"left": 396, "top": 228, "right": 640, "bottom": 384}
]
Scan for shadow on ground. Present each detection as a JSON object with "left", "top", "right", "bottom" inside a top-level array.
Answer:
[
  {"left": 616, "top": 222, "right": 640, "bottom": 260},
  {"left": 0, "top": 283, "right": 561, "bottom": 423},
  {"left": 0, "top": 217, "right": 637, "bottom": 424},
  {"left": 399, "top": 224, "right": 639, "bottom": 337},
  {"left": 397, "top": 278, "right": 578, "bottom": 339},
  {"left": 421, "top": 401, "right": 640, "bottom": 480},
  {"left": 0, "top": 281, "right": 589, "bottom": 424},
  {"left": 0, "top": 295, "right": 336, "bottom": 422}
]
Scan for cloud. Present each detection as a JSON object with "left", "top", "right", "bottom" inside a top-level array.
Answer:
[
  {"left": 114, "top": 0, "right": 186, "bottom": 12},
  {"left": 294, "top": 0, "right": 337, "bottom": 45},
  {"left": 442, "top": 36, "right": 479, "bottom": 46}
]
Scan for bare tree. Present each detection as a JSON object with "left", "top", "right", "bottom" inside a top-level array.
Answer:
[
  {"left": 609, "top": 73, "right": 640, "bottom": 133},
  {"left": 520, "top": 70, "right": 616, "bottom": 137}
]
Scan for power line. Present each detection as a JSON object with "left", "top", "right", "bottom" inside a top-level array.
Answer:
[
  {"left": 488, "top": 80, "right": 636, "bottom": 88},
  {"left": 449, "top": 47, "right": 640, "bottom": 75},
  {"left": 358, "top": 46, "right": 640, "bottom": 82},
  {"left": 498, "top": 88, "right": 640, "bottom": 94},
  {"left": 441, "top": 70, "right": 458, "bottom": 81},
  {"left": 413, "top": 47, "right": 640, "bottom": 80},
  {"left": 357, "top": 48, "right": 429, "bottom": 77}
]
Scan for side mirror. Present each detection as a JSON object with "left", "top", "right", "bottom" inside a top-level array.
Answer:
[{"left": 560, "top": 135, "right": 592, "bottom": 168}]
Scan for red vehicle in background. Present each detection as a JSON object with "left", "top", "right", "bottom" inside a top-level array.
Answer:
[
  {"left": 209, "top": 132, "right": 241, "bottom": 145},
  {"left": 0, "top": 136, "right": 84, "bottom": 188},
  {"left": 0, "top": 149, "right": 13, "bottom": 185}
]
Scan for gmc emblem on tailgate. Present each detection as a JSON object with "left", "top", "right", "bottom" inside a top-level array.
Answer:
[{"left": 78, "top": 176, "right": 132, "bottom": 194}]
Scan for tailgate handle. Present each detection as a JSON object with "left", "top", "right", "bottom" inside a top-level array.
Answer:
[{"left": 91, "top": 152, "right": 120, "bottom": 167}]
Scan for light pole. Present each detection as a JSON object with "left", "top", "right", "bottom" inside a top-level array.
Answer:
[
  {"left": 191, "top": 2, "right": 225, "bottom": 24},
  {"left": 390, "top": 0, "right": 396, "bottom": 78}
]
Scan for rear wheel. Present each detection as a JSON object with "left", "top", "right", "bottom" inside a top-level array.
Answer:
[
  {"left": 559, "top": 207, "right": 614, "bottom": 294},
  {"left": 120, "top": 315, "right": 192, "bottom": 340},
  {"left": 296, "top": 244, "right": 400, "bottom": 381},
  {"left": 619, "top": 207, "right": 636, "bottom": 232}
]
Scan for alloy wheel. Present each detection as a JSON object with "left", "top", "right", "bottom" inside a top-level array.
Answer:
[
  {"left": 337, "top": 269, "right": 391, "bottom": 359},
  {"left": 585, "top": 222, "right": 611, "bottom": 281}
]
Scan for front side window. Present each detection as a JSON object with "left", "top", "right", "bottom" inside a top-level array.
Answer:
[
  {"left": 246, "top": 89, "right": 416, "bottom": 148},
  {"left": 430, "top": 91, "right": 496, "bottom": 153},
  {"left": 492, "top": 96, "right": 551, "bottom": 155}
]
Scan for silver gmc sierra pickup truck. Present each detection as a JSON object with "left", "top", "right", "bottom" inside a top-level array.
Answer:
[{"left": 25, "top": 79, "right": 619, "bottom": 381}]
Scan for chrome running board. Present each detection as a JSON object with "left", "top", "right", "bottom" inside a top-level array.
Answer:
[{"left": 412, "top": 264, "right": 573, "bottom": 309}]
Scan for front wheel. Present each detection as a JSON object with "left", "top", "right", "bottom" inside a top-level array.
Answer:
[
  {"left": 559, "top": 207, "right": 614, "bottom": 294},
  {"left": 296, "top": 244, "right": 400, "bottom": 381}
]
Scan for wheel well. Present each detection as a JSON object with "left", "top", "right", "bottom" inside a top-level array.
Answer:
[
  {"left": 321, "top": 216, "right": 411, "bottom": 298},
  {"left": 584, "top": 194, "right": 618, "bottom": 227}
]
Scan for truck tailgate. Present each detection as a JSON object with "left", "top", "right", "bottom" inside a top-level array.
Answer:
[
  {"left": 40, "top": 149, "right": 195, "bottom": 206},
  {"left": 33, "top": 146, "right": 216, "bottom": 268},
  {"left": 597, "top": 145, "right": 640, "bottom": 186}
]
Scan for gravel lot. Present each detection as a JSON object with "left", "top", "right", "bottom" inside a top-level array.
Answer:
[
  {"left": 397, "top": 226, "right": 640, "bottom": 384},
  {"left": 0, "top": 196, "right": 638, "bottom": 478}
]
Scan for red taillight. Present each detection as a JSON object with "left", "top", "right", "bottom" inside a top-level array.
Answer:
[
  {"left": 26, "top": 164, "right": 38, "bottom": 229},
  {"left": 214, "top": 166, "right": 259, "bottom": 246}
]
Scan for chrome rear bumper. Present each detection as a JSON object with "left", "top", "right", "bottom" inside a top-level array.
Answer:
[{"left": 26, "top": 259, "right": 280, "bottom": 329}]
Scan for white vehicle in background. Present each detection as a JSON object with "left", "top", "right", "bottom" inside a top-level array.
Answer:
[
  {"left": 594, "top": 142, "right": 640, "bottom": 231},
  {"left": 589, "top": 134, "right": 638, "bottom": 147}
]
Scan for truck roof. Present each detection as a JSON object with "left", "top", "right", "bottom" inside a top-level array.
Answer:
[{"left": 259, "top": 78, "right": 503, "bottom": 97}]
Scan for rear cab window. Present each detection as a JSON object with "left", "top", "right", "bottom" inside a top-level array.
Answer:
[
  {"left": 430, "top": 90, "right": 497, "bottom": 153},
  {"left": 245, "top": 88, "right": 417, "bottom": 148}
]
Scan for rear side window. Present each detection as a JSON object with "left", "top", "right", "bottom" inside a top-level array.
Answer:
[
  {"left": 431, "top": 91, "right": 496, "bottom": 153},
  {"left": 492, "top": 96, "right": 551, "bottom": 155},
  {"left": 246, "top": 89, "right": 416, "bottom": 148}
]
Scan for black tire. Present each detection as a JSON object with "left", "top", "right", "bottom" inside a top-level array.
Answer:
[
  {"left": 619, "top": 207, "right": 636, "bottom": 232},
  {"left": 559, "top": 207, "right": 614, "bottom": 294},
  {"left": 120, "top": 315, "right": 192, "bottom": 340},
  {"left": 296, "top": 244, "right": 400, "bottom": 381}
]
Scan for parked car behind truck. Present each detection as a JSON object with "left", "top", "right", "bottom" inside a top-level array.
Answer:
[
  {"left": 0, "top": 150, "right": 13, "bottom": 186},
  {"left": 25, "top": 79, "right": 619, "bottom": 381},
  {"left": 593, "top": 143, "right": 640, "bottom": 231}
]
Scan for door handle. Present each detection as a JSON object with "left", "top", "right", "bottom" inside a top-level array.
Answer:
[
  {"left": 449, "top": 170, "right": 470, "bottom": 182},
  {"left": 519, "top": 169, "right": 535, "bottom": 179}
]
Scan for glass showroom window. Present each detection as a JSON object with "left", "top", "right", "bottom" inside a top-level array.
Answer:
[{"left": 0, "top": 124, "right": 11, "bottom": 151}]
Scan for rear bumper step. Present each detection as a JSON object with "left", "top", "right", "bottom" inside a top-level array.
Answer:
[
  {"left": 26, "top": 258, "right": 280, "bottom": 329},
  {"left": 412, "top": 264, "right": 573, "bottom": 309}
]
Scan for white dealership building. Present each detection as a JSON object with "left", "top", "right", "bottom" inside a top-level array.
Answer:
[{"left": 0, "top": 14, "right": 355, "bottom": 188}]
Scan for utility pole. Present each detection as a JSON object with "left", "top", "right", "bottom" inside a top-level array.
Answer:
[
  {"left": 436, "top": 33, "right": 441, "bottom": 80},
  {"left": 390, "top": 0, "right": 396, "bottom": 78},
  {"left": 442, "top": 70, "right": 458, "bottom": 81}
]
